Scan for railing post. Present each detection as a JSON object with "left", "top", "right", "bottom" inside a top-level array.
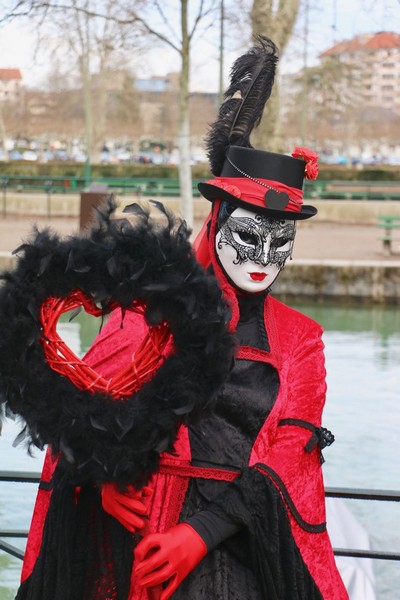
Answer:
[
  {"left": 1, "top": 177, "right": 8, "bottom": 217},
  {"left": 84, "top": 159, "right": 91, "bottom": 188},
  {"left": 44, "top": 180, "right": 53, "bottom": 217}
]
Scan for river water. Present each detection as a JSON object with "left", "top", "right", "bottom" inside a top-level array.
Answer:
[{"left": 0, "top": 302, "right": 399, "bottom": 599}]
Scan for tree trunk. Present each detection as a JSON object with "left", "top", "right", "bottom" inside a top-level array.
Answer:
[
  {"left": 178, "top": 0, "right": 193, "bottom": 227},
  {"left": 93, "top": 59, "right": 109, "bottom": 162},
  {"left": 82, "top": 8, "right": 93, "bottom": 163},
  {"left": 82, "top": 61, "right": 93, "bottom": 162},
  {"left": 0, "top": 105, "right": 9, "bottom": 162},
  {"left": 250, "top": 0, "right": 300, "bottom": 152}
]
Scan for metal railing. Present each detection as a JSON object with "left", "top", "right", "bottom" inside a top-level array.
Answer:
[
  {"left": 0, "top": 175, "right": 203, "bottom": 218},
  {"left": 1, "top": 175, "right": 399, "bottom": 219},
  {"left": 1, "top": 471, "right": 399, "bottom": 562},
  {"left": 1, "top": 175, "right": 400, "bottom": 199},
  {"left": 0, "top": 471, "right": 41, "bottom": 559},
  {"left": 325, "top": 486, "right": 400, "bottom": 562}
]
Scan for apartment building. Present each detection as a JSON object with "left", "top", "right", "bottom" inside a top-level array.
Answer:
[{"left": 321, "top": 31, "right": 400, "bottom": 114}]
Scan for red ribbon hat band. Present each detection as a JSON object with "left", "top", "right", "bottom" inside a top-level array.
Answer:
[{"left": 198, "top": 145, "right": 319, "bottom": 221}]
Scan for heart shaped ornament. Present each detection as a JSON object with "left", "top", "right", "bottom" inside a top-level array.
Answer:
[
  {"left": 0, "top": 200, "right": 234, "bottom": 485},
  {"left": 264, "top": 188, "right": 290, "bottom": 210},
  {"left": 40, "top": 290, "right": 170, "bottom": 400}
]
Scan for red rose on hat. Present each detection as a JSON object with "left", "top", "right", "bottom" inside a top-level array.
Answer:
[{"left": 292, "top": 147, "right": 319, "bottom": 180}]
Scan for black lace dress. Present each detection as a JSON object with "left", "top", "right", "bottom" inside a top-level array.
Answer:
[
  {"left": 173, "top": 293, "right": 323, "bottom": 600},
  {"left": 174, "top": 293, "right": 278, "bottom": 598}
]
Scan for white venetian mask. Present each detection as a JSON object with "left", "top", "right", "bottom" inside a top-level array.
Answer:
[{"left": 215, "top": 206, "right": 296, "bottom": 293}]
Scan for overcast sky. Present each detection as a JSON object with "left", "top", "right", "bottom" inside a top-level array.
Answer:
[{"left": 0, "top": 0, "right": 399, "bottom": 91}]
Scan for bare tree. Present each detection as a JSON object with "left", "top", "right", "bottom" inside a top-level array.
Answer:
[
  {"left": 3, "top": 0, "right": 221, "bottom": 225},
  {"left": 284, "top": 57, "right": 361, "bottom": 142},
  {"left": 2, "top": 1, "right": 144, "bottom": 162},
  {"left": 112, "top": 0, "right": 219, "bottom": 225},
  {"left": 109, "top": 73, "right": 141, "bottom": 139},
  {"left": 38, "top": 1, "right": 133, "bottom": 161},
  {"left": 284, "top": 55, "right": 400, "bottom": 158},
  {"left": 250, "top": 0, "right": 301, "bottom": 151},
  {"left": 0, "top": 103, "right": 10, "bottom": 161}
]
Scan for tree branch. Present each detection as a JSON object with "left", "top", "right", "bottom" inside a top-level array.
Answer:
[
  {"left": 188, "top": 0, "right": 218, "bottom": 40},
  {"left": 2, "top": 0, "right": 182, "bottom": 53},
  {"left": 153, "top": 0, "right": 180, "bottom": 46}
]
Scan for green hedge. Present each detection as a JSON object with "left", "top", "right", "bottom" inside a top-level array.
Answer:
[
  {"left": 316, "top": 166, "right": 399, "bottom": 181},
  {"left": 0, "top": 162, "right": 181, "bottom": 179},
  {"left": 0, "top": 161, "right": 398, "bottom": 182}
]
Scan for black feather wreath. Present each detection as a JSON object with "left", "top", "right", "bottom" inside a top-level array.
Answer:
[
  {"left": 206, "top": 35, "right": 279, "bottom": 176},
  {"left": 0, "top": 199, "right": 234, "bottom": 487}
]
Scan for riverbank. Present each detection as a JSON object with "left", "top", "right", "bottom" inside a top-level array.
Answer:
[{"left": 1, "top": 194, "right": 399, "bottom": 303}]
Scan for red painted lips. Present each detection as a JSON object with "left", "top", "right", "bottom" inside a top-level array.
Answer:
[{"left": 249, "top": 272, "right": 267, "bottom": 281}]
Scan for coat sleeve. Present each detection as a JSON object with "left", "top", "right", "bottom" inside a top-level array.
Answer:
[
  {"left": 249, "top": 319, "right": 348, "bottom": 599},
  {"left": 207, "top": 320, "right": 348, "bottom": 599},
  {"left": 254, "top": 320, "right": 328, "bottom": 529}
]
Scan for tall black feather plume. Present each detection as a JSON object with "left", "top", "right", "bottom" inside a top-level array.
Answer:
[{"left": 206, "top": 36, "right": 279, "bottom": 176}]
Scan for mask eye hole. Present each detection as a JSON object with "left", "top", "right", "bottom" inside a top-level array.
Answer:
[
  {"left": 236, "top": 231, "right": 258, "bottom": 246},
  {"left": 273, "top": 237, "right": 291, "bottom": 249}
]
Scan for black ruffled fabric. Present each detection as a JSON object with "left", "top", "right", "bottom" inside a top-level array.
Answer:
[
  {"left": 0, "top": 199, "right": 234, "bottom": 487},
  {"left": 175, "top": 468, "right": 323, "bottom": 600},
  {"left": 16, "top": 464, "right": 135, "bottom": 600}
]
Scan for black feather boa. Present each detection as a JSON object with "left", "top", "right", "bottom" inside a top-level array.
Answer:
[{"left": 0, "top": 200, "right": 234, "bottom": 487}]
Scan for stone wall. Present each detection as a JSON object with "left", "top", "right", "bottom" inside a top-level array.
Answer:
[{"left": 274, "top": 260, "right": 400, "bottom": 304}]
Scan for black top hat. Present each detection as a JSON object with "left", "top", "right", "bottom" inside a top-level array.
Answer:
[
  {"left": 198, "top": 146, "right": 318, "bottom": 221},
  {"left": 197, "top": 36, "right": 318, "bottom": 220}
]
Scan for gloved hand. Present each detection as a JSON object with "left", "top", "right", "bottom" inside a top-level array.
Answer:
[
  {"left": 134, "top": 523, "right": 207, "bottom": 600},
  {"left": 101, "top": 482, "right": 153, "bottom": 534}
]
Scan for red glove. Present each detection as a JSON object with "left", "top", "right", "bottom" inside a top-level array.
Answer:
[
  {"left": 134, "top": 523, "right": 207, "bottom": 600},
  {"left": 101, "top": 482, "right": 153, "bottom": 534}
]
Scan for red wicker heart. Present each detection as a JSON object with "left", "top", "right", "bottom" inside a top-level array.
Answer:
[{"left": 40, "top": 290, "right": 170, "bottom": 399}]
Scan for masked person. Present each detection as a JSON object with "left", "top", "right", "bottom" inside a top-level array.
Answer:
[
  {"left": 98, "top": 150, "right": 348, "bottom": 600},
  {"left": 14, "top": 37, "right": 348, "bottom": 600},
  {"left": 93, "top": 38, "right": 348, "bottom": 600}
]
